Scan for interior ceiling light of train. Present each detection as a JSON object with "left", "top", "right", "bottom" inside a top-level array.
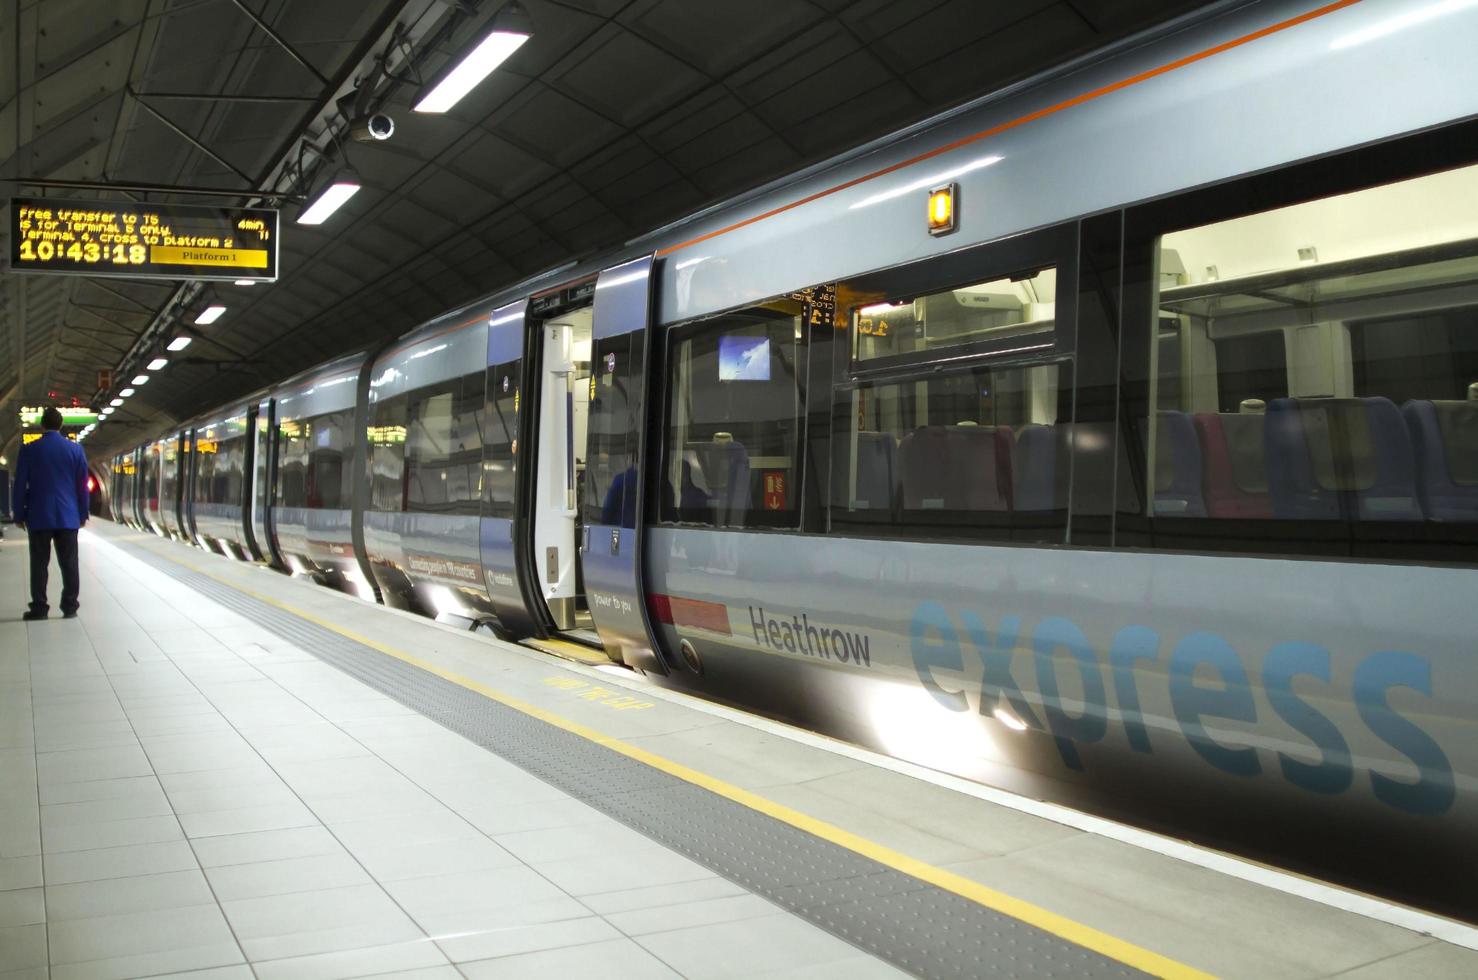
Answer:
[{"left": 0, "top": 0, "right": 1220, "bottom": 460}]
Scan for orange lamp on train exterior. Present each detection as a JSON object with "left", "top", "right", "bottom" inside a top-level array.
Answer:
[{"left": 927, "top": 183, "right": 957, "bottom": 236}]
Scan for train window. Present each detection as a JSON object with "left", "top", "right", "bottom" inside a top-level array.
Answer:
[
  {"left": 583, "top": 331, "right": 643, "bottom": 529},
  {"left": 404, "top": 371, "right": 485, "bottom": 516},
  {"left": 852, "top": 267, "right": 1056, "bottom": 365},
  {"left": 1139, "top": 159, "right": 1478, "bottom": 558},
  {"left": 659, "top": 300, "right": 805, "bottom": 529},
  {"left": 483, "top": 359, "right": 520, "bottom": 520},
  {"left": 367, "top": 394, "right": 408, "bottom": 512},
  {"left": 830, "top": 361, "right": 1070, "bottom": 542},
  {"left": 277, "top": 410, "right": 353, "bottom": 510}
]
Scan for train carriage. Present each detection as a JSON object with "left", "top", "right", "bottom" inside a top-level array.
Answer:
[{"left": 103, "top": 0, "right": 1478, "bottom": 916}]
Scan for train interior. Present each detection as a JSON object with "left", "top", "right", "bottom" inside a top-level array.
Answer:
[
  {"left": 662, "top": 297, "right": 806, "bottom": 529},
  {"left": 829, "top": 268, "right": 1068, "bottom": 532},
  {"left": 1151, "top": 161, "right": 1478, "bottom": 523},
  {"left": 532, "top": 304, "right": 596, "bottom": 636}
]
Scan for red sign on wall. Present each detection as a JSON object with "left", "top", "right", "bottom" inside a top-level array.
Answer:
[{"left": 762, "top": 471, "right": 787, "bottom": 510}]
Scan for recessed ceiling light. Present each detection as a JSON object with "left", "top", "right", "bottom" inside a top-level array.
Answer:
[
  {"left": 146, "top": 357, "right": 168, "bottom": 371},
  {"left": 167, "top": 336, "right": 192, "bottom": 352},
  {"left": 194, "top": 305, "right": 226, "bottom": 325},
  {"left": 110, "top": 398, "right": 123, "bottom": 407},
  {"left": 132, "top": 375, "right": 150, "bottom": 385},
  {"left": 120, "top": 387, "right": 135, "bottom": 397}
]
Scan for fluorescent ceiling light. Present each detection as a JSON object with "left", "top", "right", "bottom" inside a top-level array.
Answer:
[
  {"left": 297, "top": 179, "right": 361, "bottom": 225},
  {"left": 859, "top": 302, "right": 908, "bottom": 316},
  {"left": 146, "top": 357, "right": 168, "bottom": 371},
  {"left": 166, "top": 336, "right": 192, "bottom": 352},
  {"left": 110, "top": 398, "right": 123, "bottom": 407},
  {"left": 132, "top": 374, "right": 150, "bottom": 385},
  {"left": 101, "top": 407, "right": 114, "bottom": 415},
  {"left": 234, "top": 280, "right": 257, "bottom": 286},
  {"left": 194, "top": 305, "right": 227, "bottom": 325},
  {"left": 414, "top": 3, "right": 532, "bottom": 114},
  {"left": 120, "top": 387, "right": 136, "bottom": 397}
]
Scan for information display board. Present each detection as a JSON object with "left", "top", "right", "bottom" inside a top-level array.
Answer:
[
  {"left": 9, "top": 198, "right": 277, "bottom": 281},
  {"left": 19, "top": 406, "right": 99, "bottom": 426}
]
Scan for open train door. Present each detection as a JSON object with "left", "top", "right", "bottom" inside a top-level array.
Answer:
[{"left": 582, "top": 256, "right": 668, "bottom": 674}]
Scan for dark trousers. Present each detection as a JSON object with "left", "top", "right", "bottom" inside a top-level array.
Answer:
[{"left": 29, "top": 529, "right": 80, "bottom": 615}]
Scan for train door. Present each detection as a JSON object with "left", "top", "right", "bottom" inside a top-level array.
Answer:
[
  {"left": 579, "top": 256, "right": 667, "bottom": 673},
  {"left": 479, "top": 302, "right": 535, "bottom": 633},
  {"left": 242, "top": 404, "right": 263, "bottom": 559},
  {"left": 523, "top": 290, "right": 598, "bottom": 640},
  {"left": 251, "top": 398, "right": 286, "bottom": 568},
  {"left": 182, "top": 430, "right": 200, "bottom": 545}
]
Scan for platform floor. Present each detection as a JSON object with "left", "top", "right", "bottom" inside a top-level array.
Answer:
[{"left": 2, "top": 522, "right": 1477, "bottom": 980}]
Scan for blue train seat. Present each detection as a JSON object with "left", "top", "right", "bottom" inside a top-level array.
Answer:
[
  {"left": 1403, "top": 399, "right": 1478, "bottom": 521},
  {"left": 1152, "top": 411, "right": 1207, "bottom": 517},
  {"left": 851, "top": 431, "right": 897, "bottom": 512},
  {"left": 1013, "top": 424, "right": 1057, "bottom": 512},
  {"left": 1265, "top": 397, "right": 1422, "bottom": 521}
]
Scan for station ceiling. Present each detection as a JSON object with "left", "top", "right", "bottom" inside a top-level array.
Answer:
[{"left": 1, "top": 0, "right": 1220, "bottom": 459}]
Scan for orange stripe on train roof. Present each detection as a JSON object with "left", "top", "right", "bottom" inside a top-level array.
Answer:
[{"left": 652, "top": 0, "right": 1363, "bottom": 260}]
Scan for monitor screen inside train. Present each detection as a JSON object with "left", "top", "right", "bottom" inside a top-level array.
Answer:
[{"left": 718, "top": 335, "right": 771, "bottom": 381}]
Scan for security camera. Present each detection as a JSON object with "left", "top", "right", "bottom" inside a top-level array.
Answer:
[{"left": 349, "top": 113, "right": 395, "bottom": 142}]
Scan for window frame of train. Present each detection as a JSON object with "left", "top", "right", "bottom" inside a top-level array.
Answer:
[
  {"left": 654, "top": 293, "right": 812, "bottom": 533},
  {"left": 1118, "top": 117, "right": 1478, "bottom": 564},
  {"left": 826, "top": 223, "right": 1080, "bottom": 545}
]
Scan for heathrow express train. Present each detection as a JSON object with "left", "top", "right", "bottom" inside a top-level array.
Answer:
[{"left": 106, "top": 0, "right": 1478, "bottom": 915}]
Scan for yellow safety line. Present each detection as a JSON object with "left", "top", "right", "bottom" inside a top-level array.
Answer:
[{"left": 148, "top": 544, "right": 1212, "bottom": 980}]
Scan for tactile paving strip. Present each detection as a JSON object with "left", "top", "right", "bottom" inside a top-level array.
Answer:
[{"left": 128, "top": 544, "right": 1150, "bottom": 980}]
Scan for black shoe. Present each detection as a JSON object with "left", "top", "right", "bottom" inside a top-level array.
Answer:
[
  {"left": 22, "top": 610, "right": 47, "bottom": 621},
  {"left": 62, "top": 610, "right": 78, "bottom": 619}
]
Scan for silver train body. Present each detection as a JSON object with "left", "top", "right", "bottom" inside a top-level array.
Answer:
[{"left": 106, "top": 0, "right": 1478, "bottom": 914}]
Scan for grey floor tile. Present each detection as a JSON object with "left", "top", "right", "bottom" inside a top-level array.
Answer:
[
  {"left": 220, "top": 883, "right": 419, "bottom": 943},
  {"left": 457, "top": 937, "right": 681, "bottom": 979},
  {"left": 250, "top": 939, "right": 451, "bottom": 980},
  {"left": 0, "top": 855, "right": 43, "bottom": 891},
  {"left": 203, "top": 852, "right": 372, "bottom": 901},
  {"left": 436, "top": 916, "right": 621, "bottom": 965},
  {"left": 44, "top": 839, "right": 200, "bottom": 885},
  {"left": 177, "top": 802, "right": 319, "bottom": 839},
  {"left": 48, "top": 902, "right": 238, "bottom": 964},
  {"left": 238, "top": 920, "right": 430, "bottom": 965},
  {"left": 603, "top": 893, "right": 781, "bottom": 937},
  {"left": 39, "top": 775, "right": 164, "bottom": 806},
  {"left": 43, "top": 813, "right": 184, "bottom": 853},
  {"left": 49, "top": 944, "right": 246, "bottom": 980},
  {"left": 340, "top": 835, "right": 519, "bottom": 883},
  {"left": 41, "top": 789, "right": 175, "bottom": 828},
  {"left": 45, "top": 868, "right": 215, "bottom": 920},
  {"left": 37, "top": 745, "right": 155, "bottom": 785},
  {"left": 581, "top": 877, "right": 747, "bottom": 916},
  {"left": 189, "top": 826, "right": 344, "bottom": 868},
  {"left": 532, "top": 844, "right": 715, "bottom": 897},
  {"left": 494, "top": 820, "right": 654, "bottom": 865},
  {"left": 634, "top": 912, "right": 872, "bottom": 979},
  {"left": 0, "top": 887, "right": 45, "bottom": 927},
  {"left": 0, "top": 923, "right": 48, "bottom": 972},
  {"left": 379, "top": 866, "right": 571, "bottom": 922}
]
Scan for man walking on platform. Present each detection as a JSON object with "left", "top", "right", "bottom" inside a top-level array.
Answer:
[{"left": 12, "top": 407, "right": 90, "bottom": 620}]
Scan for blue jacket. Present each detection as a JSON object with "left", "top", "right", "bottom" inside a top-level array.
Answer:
[{"left": 13, "top": 431, "right": 90, "bottom": 530}]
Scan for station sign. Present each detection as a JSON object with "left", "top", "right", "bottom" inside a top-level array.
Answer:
[{"left": 8, "top": 198, "right": 278, "bottom": 282}]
